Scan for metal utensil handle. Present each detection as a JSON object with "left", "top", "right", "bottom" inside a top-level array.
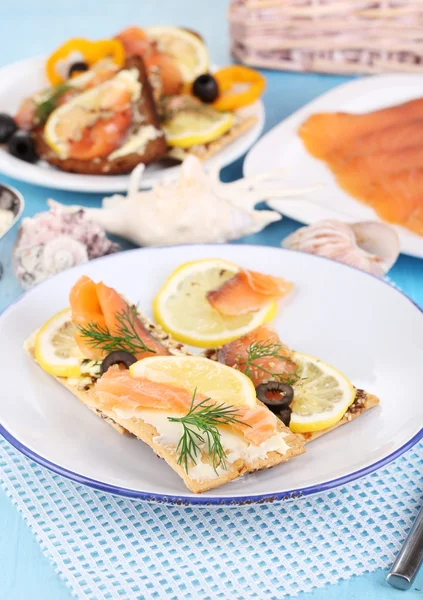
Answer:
[{"left": 387, "top": 503, "right": 423, "bottom": 590}]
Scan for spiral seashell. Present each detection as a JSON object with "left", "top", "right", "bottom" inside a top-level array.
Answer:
[
  {"left": 13, "top": 201, "right": 119, "bottom": 289},
  {"left": 67, "top": 156, "right": 317, "bottom": 247},
  {"left": 14, "top": 236, "right": 89, "bottom": 290},
  {"left": 282, "top": 219, "right": 400, "bottom": 277},
  {"left": 42, "top": 235, "right": 88, "bottom": 274}
]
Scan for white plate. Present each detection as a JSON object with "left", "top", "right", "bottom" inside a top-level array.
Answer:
[
  {"left": 0, "top": 56, "right": 264, "bottom": 193},
  {"left": 244, "top": 75, "right": 423, "bottom": 259},
  {"left": 0, "top": 244, "right": 422, "bottom": 505}
]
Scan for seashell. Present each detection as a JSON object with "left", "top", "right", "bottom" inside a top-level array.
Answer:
[
  {"left": 42, "top": 235, "right": 89, "bottom": 274},
  {"left": 71, "top": 156, "right": 316, "bottom": 247},
  {"left": 13, "top": 201, "right": 119, "bottom": 289},
  {"left": 14, "top": 236, "right": 89, "bottom": 290},
  {"left": 282, "top": 219, "right": 400, "bottom": 277}
]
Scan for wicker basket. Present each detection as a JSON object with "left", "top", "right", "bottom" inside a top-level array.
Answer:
[{"left": 229, "top": 0, "right": 423, "bottom": 74}]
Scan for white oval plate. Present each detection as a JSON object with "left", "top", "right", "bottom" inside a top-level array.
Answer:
[
  {"left": 0, "top": 56, "right": 264, "bottom": 193},
  {"left": 0, "top": 244, "right": 422, "bottom": 504},
  {"left": 244, "top": 74, "right": 423, "bottom": 259}
]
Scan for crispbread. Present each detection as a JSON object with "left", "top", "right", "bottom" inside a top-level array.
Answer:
[
  {"left": 166, "top": 115, "right": 258, "bottom": 162},
  {"left": 33, "top": 56, "right": 167, "bottom": 175},
  {"left": 297, "top": 390, "right": 380, "bottom": 444},
  {"left": 203, "top": 350, "right": 380, "bottom": 443},
  {"left": 25, "top": 311, "right": 305, "bottom": 494}
]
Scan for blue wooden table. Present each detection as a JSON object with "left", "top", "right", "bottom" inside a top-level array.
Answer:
[{"left": 0, "top": 1, "right": 422, "bottom": 598}]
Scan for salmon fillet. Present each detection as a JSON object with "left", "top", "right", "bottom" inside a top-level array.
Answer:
[
  {"left": 218, "top": 325, "right": 297, "bottom": 387},
  {"left": 299, "top": 97, "right": 423, "bottom": 159},
  {"left": 70, "top": 275, "right": 171, "bottom": 360},
  {"left": 299, "top": 97, "right": 423, "bottom": 235},
  {"left": 328, "top": 119, "right": 423, "bottom": 164},
  {"left": 355, "top": 168, "right": 423, "bottom": 236},
  {"left": 332, "top": 145, "right": 423, "bottom": 199},
  {"left": 206, "top": 270, "right": 293, "bottom": 316}
]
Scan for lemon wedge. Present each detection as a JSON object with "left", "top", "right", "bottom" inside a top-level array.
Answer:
[
  {"left": 290, "top": 352, "right": 356, "bottom": 433},
  {"left": 34, "top": 308, "right": 82, "bottom": 378},
  {"left": 145, "top": 26, "right": 209, "bottom": 82},
  {"left": 130, "top": 355, "right": 257, "bottom": 408},
  {"left": 153, "top": 258, "right": 277, "bottom": 348},
  {"left": 163, "top": 105, "right": 233, "bottom": 148}
]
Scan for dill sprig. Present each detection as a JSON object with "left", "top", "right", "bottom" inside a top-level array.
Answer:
[
  {"left": 36, "top": 83, "right": 72, "bottom": 123},
  {"left": 168, "top": 391, "right": 249, "bottom": 474},
  {"left": 241, "top": 339, "right": 299, "bottom": 385},
  {"left": 77, "top": 305, "right": 156, "bottom": 356}
]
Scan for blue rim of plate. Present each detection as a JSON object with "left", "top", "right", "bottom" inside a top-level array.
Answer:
[
  {"left": 1, "top": 426, "right": 422, "bottom": 505},
  {"left": 0, "top": 244, "right": 422, "bottom": 505}
]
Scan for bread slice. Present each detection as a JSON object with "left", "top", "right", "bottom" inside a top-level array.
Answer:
[
  {"left": 166, "top": 114, "right": 258, "bottom": 162},
  {"left": 33, "top": 56, "right": 167, "bottom": 175},
  {"left": 25, "top": 311, "right": 305, "bottom": 494}
]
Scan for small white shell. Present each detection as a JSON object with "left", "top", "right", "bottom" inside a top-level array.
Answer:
[
  {"left": 14, "top": 236, "right": 88, "bottom": 290},
  {"left": 282, "top": 219, "right": 400, "bottom": 277},
  {"left": 42, "top": 235, "right": 88, "bottom": 274}
]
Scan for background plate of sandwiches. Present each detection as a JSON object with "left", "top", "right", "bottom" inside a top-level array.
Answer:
[
  {"left": 0, "top": 54, "right": 264, "bottom": 193},
  {"left": 0, "top": 244, "right": 421, "bottom": 504}
]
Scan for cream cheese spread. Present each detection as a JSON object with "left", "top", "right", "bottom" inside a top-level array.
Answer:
[
  {"left": 108, "top": 125, "right": 161, "bottom": 160},
  {"left": 113, "top": 406, "right": 289, "bottom": 482}
]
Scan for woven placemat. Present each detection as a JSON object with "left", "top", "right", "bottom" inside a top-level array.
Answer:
[{"left": 1, "top": 436, "right": 421, "bottom": 599}]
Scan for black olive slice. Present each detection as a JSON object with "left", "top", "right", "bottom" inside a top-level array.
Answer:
[
  {"left": 68, "top": 61, "right": 89, "bottom": 78},
  {"left": 100, "top": 351, "right": 137, "bottom": 375},
  {"left": 255, "top": 382, "right": 294, "bottom": 414},
  {"left": 279, "top": 407, "right": 292, "bottom": 427}
]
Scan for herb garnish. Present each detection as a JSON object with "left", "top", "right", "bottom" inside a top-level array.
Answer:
[
  {"left": 169, "top": 391, "right": 249, "bottom": 474},
  {"left": 78, "top": 305, "right": 156, "bottom": 356},
  {"left": 240, "top": 339, "right": 299, "bottom": 385},
  {"left": 36, "top": 84, "right": 72, "bottom": 123}
]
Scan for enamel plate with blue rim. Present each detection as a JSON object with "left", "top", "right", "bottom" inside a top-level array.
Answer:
[{"left": 0, "top": 245, "right": 421, "bottom": 504}]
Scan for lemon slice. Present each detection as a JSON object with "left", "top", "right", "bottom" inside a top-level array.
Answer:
[
  {"left": 290, "top": 352, "right": 356, "bottom": 433},
  {"left": 163, "top": 105, "right": 233, "bottom": 148},
  {"left": 34, "top": 308, "right": 81, "bottom": 378},
  {"left": 153, "top": 258, "right": 277, "bottom": 348},
  {"left": 145, "top": 26, "right": 209, "bottom": 82},
  {"left": 130, "top": 355, "right": 257, "bottom": 408}
]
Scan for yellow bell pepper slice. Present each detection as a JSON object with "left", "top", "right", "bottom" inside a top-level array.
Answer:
[
  {"left": 212, "top": 65, "right": 266, "bottom": 111},
  {"left": 46, "top": 38, "right": 125, "bottom": 85}
]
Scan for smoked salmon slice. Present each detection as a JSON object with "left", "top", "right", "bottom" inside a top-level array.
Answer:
[
  {"left": 299, "top": 97, "right": 423, "bottom": 235},
  {"left": 207, "top": 270, "right": 293, "bottom": 316},
  {"left": 234, "top": 406, "right": 278, "bottom": 445},
  {"left": 94, "top": 367, "right": 279, "bottom": 445},
  {"left": 70, "top": 276, "right": 171, "bottom": 360},
  {"left": 328, "top": 119, "right": 423, "bottom": 165},
  {"left": 218, "top": 325, "right": 297, "bottom": 387},
  {"left": 95, "top": 368, "right": 195, "bottom": 414},
  {"left": 70, "top": 275, "right": 107, "bottom": 360},
  {"left": 332, "top": 145, "right": 423, "bottom": 200},
  {"left": 355, "top": 169, "right": 423, "bottom": 236},
  {"left": 299, "top": 97, "right": 423, "bottom": 159}
]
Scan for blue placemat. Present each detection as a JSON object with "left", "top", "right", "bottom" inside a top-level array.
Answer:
[{"left": 0, "top": 435, "right": 421, "bottom": 599}]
